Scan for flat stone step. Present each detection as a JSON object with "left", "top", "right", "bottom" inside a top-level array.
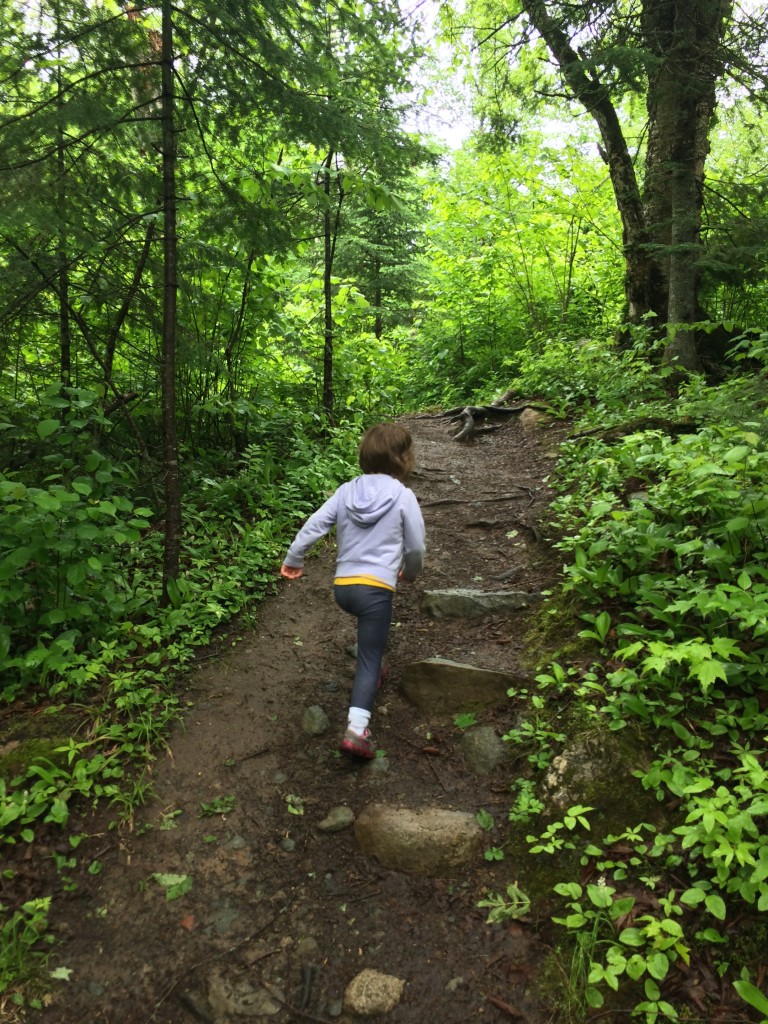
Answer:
[
  {"left": 401, "top": 657, "right": 530, "bottom": 716},
  {"left": 421, "top": 588, "right": 542, "bottom": 619},
  {"left": 354, "top": 804, "right": 483, "bottom": 876}
]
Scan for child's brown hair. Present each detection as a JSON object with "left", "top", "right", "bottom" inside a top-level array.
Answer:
[{"left": 358, "top": 423, "right": 415, "bottom": 481}]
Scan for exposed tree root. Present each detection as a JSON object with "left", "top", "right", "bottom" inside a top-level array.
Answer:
[{"left": 433, "top": 398, "right": 554, "bottom": 442}]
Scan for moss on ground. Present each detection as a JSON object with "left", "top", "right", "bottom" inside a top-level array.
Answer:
[{"left": 0, "top": 707, "right": 86, "bottom": 782}]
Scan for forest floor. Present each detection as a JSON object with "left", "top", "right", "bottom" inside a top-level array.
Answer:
[{"left": 12, "top": 409, "right": 573, "bottom": 1024}]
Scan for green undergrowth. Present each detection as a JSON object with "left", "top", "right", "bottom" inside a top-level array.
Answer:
[
  {"left": 0, "top": 395, "right": 358, "bottom": 845},
  {"left": 485, "top": 332, "right": 768, "bottom": 1023},
  {"left": 0, "top": 391, "right": 360, "bottom": 1004}
]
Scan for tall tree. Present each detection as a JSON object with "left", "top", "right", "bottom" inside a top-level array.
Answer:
[
  {"left": 452, "top": 0, "right": 768, "bottom": 370},
  {"left": 160, "top": 0, "right": 181, "bottom": 598}
]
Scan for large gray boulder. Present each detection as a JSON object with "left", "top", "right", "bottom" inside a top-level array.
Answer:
[
  {"left": 400, "top": 657, "right": 528, "bottom": 716},
  {"left": 354, "top": 804, "right": 483, "bottom": 876}
]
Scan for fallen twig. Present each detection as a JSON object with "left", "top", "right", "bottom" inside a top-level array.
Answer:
[
  {"left": 486, "top": 993, "right": 525, "bottom": 1018},
  {"left": 240, "top": 747, "right": 270, "bottom": 761},
  {"left": 425, "top": 752, "right": 447, "bottom": 791}
]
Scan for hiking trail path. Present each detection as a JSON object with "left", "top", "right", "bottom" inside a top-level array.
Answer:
[{"left": 34, "top": 410, "right": 567, "bottom": 1024}]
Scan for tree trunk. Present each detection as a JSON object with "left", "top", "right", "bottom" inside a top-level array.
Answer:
[
  {"left": 520, "top": 0, "right": 732, "bottom": 368},
  {"left": 642, "top": 0, "right": 731, "bottom": 371},
  {"left": 520, "top": 0, "right": 665, "bottom": 325},
  {"left": 160, "top": 0, "right": 182, "bottom": 603},
  {"left": 373, "top": 256, "right": 383, "bottom": 341},
  {"left": 321, "top": 151, "right": 345, "bottom": 422},
  {"left": 56, "top": 5, "right": 71, "bottom": 391},
  {"left": 322, "top": 151, "right": 335, "bottom": 420}
]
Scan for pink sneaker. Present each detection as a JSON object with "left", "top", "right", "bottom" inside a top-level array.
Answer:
[{"left": 339, "top": 728, "right": 376, "bottom": 759}]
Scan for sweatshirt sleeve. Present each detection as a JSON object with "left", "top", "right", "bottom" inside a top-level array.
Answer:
[
  {"left": 283, "top": 489, "right": 340, "bottom": 568},
  {"left": 401, "top": 489, "right": 426, "bottom": 580}
]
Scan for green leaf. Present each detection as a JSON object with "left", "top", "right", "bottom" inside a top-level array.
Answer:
[
  {"left": 733, "top": 979, "right": 768, "bottom": 1017},
  {"left": 37, "top": 418, "right": 60, "bottom": 438},
  {"left": 29, "top": 490, "right": 61, "bottom": 511},
  {"left": 611, "top": 896, "right": 636, "bottom": 917},
  {"left": 644, "top": 978, "right": 661, "bottom": 1001},
  {"left": 152, "top": 873, "right": 192, "bottom": 900},
  {"left": 619, "top": 927, "right": 646, "bottom": 947},
  {"left": 587, "top": 883, "right": 615, "bottom": 908},
  {"left": 475, "top": 808, "right": 494, "bottom": 830},
  {"left": 563, "top": 912, "right": 587, "bottom": 928},
  {"left": 66, "top": 563, "right": 87, "bottom": 586},
  {"left": 0, "top": 547, "right": 33, "bottom": 580},
  {"left": 723, "top": 445, "right": 751, "bottom": 464},
  {"left": 626, "top": 954, "right": 646, "bottom": 981},
  {"left": 705, "top": 893, "right": 726, "bottom": 920},
  {"left": 585, "top": 986, "right": 604, "bottom": 1008},
  {"left": 680, "top": 887, "right": 706, "bottom": 907},
  {"left": 647, "top": 952, "right": 670, "bottom": 981}
]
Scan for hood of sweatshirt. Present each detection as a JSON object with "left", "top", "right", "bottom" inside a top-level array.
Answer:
[{"left": 343, "top": 474, "right": 402, "bottom": 528}]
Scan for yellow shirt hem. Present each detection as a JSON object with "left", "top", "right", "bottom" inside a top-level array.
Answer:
[{"left": 334, "top": 575, "right": 394, "bottom": 592}]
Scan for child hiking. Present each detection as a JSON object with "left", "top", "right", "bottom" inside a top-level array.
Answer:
[{"left": 280, "top": 422, "right": 426, "bottom": 759}]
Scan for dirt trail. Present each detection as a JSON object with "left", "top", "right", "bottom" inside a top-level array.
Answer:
[{"left": 32, "top": 411, "right": 566, "bottom": 1024}]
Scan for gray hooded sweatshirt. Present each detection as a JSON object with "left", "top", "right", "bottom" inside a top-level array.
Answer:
[{"left": 283, "top": 473, "right": 425, "bottom": 589}]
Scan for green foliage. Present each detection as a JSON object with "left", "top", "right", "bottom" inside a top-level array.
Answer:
[
  {"left": 502, "top": 708, "right": 565, "bottom": 770},
  {"left": 509, "top": 328, "right": 669, "bottom": 412},
  {"left": 151, "top": 873, "right": 193, "bottom": 901},
  {"left": 527, "top": 806, "right": 594, "bottom": 856},
  {"left": 524, "top": 358, "right": 768, "bottom": 1020},
  {"left": 0, "top": 406, "right": 358, "bottom": 852},
  {"left": 507, "top": 778, "right": 544, "bottom": 824},
  {"left": 404, "top": 133, "right": 624, "bottom": 408},
  {"left": 454, "top": 712, "right": 478, "bottom": 730},
  {"left": 734, "top": 977, "right": 768, "bottom": 1021},
  {"left": 0, "top": 388, "right": 153, "bottom": 698},
  {"left": 199, "top": 796, "right": 236, "bottom": 817},
  {"left": 0, "top": 747, "right": 123, "bottom": 845},
  {"left": 551, "top": 882, "right": 685, "bottom": 1018},
  {"left": 0, "top": 897, "right": 53, "bottom": 999},
  {"left": 477, "top": 882, "right": 531, "bottom": 924}
]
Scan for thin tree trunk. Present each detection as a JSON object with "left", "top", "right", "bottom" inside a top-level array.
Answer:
[
  {"left": 322, "top": 151, "right": 345, "bottom": 422},
  {"left": 373, "top": 264, "right": 383, "bottom": 340},
  {"left": 56, "top": 5, "right": 71, "bottom": 391},
  {"left": 160, "top": 0, "right": 181, "bottom": 602},
  {"left": 104, "top": 220, "right": 155, "bottom": 382},
  {"left": 322, "top": 150, "right": 335, "bottom": 420}
]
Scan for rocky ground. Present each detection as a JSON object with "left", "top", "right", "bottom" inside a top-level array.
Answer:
[{"left": 15, "top": 408, "right": 572, "bottom": 1024}]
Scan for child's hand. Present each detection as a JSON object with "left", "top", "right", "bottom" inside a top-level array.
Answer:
[{"left": 280, "top": 564, "right": 303, "bottom": 580}]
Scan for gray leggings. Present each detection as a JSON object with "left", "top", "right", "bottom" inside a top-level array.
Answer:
[{"left": 333, "top": 584, "right": 393, "bottom": 713}]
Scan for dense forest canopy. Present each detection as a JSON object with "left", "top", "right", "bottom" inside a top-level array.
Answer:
[{"left": 3, "top": 0, "right": 768, "bottom": 1018}]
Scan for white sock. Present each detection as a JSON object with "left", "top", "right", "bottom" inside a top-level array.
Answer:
[{"left": 347, "top": 707, "right": 371, "bottom": 734}]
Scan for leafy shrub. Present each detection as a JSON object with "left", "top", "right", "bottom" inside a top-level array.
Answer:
[
  {"left": 528, "top": 369, "right": 768, "bottom": 1020},
  {"left": 507, "top": 329, "right": 668, "bottom": 412}
]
